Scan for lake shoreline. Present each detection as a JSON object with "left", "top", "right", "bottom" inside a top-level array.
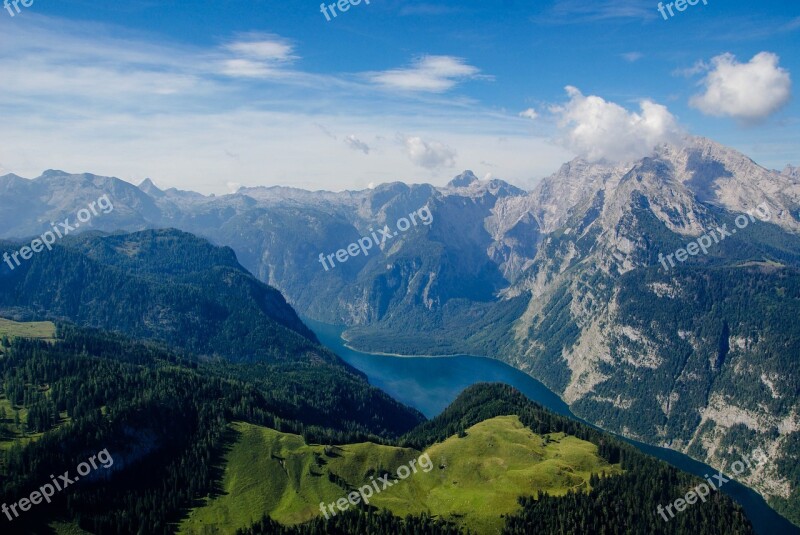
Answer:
[
  {"left": 340, "top": 330, "right": 472, "bottom": 358},
  {"left": 305, "top": 317, "right": 800, "bottom": 535}
]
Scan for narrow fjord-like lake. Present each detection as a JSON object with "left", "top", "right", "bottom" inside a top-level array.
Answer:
[{"left": 306, "top": 318, "right": 800, "bottom": 535}]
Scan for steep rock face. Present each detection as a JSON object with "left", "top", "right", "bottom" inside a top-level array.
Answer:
[
  {"left": 501, "top": 139, "right": 800, "bottom": 522},
  {"left": 656, "top": 138, "right": 799, "bottom": 231},
  {"left": 783, "top": 165, "right": 799, "bottom": 180},
  {"left": 527, "top": 157, "right": 629, "bottom": 234}
]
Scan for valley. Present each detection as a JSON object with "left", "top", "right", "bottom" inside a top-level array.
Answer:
[
  {"left": 309, "top": 319, "right": 800, "bottom": 535},
  {"left": 0, "top": 138, "right": 797, "bottom": 533},
  {"left": 3, "top": 2, "right": 797, "bottom": 533},
  {"left": 0, "top": 311, "right": 761, "bottom": 534}
]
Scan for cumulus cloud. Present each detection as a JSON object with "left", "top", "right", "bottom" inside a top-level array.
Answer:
[
  {"left": 369, "top": 56, "right": 483, "bottom": 93},
  {"left": 403, "top": 136, "right": 457, "bottom": 169},
  {"left": 519, "top": 108, "right": 538, "bottom": 120},
  {"left": 345, "top": 135, "right": 370, "bottom": 154},
  {"left": 689, "top": 52, "right": 792, "bottom": 122},
  {"left": 551, "top": 86, "right": 683, "bottom": 162}
]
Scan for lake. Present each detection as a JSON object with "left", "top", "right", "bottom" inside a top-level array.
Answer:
[{"left": 306, "top": 318, "right": 800, "bottom": 535}]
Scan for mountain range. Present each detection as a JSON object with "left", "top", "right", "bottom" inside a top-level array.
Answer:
[
  {"left": 0, "top": 227, "right": 756, "bottom": 534},
  {"left": 1, "top": 135, "right": 798, "bottom": 527}
]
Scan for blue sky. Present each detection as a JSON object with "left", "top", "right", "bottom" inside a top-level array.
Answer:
[{"left": 0, "top": 0, "right": 797, "bottom": 193}]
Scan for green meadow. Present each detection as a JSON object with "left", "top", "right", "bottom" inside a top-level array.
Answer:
[
  {"left": 0, "top": 318, "right": 57, "bottom": 343},
  {"left": 179, "top": 415, "right": 623, "bottom": 535}
]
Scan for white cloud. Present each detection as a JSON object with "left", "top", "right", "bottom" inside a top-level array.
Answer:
[
  {"left": 551, "top": 86, "right": 683, "bottom": 162},
  {"left": 219, "top": 59, "right": 280, "bottom": 78},
  {"left": 0, "top": 17, "right": 572, "bottom": 193},
  {"left": 540, "top": 0, "right": 655, "bottom": 23},
  {"left": 345, "top": 135, "right": 371, "bottom": 154},
  {"left": 519, "top": 108, "right": 539, "bottom": 120},
  {"left": 689, "top": 52, "right": 792, "bottom": 122},
  {"left": 621, "top": 52, "right": 643, "bottom": 63},
  {"left": 218, "top": 36, "right": 297, "bottom": 79},
  {"left": 0, "top": 109, "right": 568, "bottom": 194},
  {"left": 673, "top": 60, "right": 709, "bottom": 78},
  {"left": 403, "top": 136, "right": 457, "bottom": 169},
  {"left": 223, "top": 38, "right": 295, "bottom": 61},
  {"left": 369, "top": 56, "right": 483, "bottom": 93}
]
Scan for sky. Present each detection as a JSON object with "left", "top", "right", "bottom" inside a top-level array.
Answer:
[{"left": 0, "top": 0, "right": 797, "bottom": 194}]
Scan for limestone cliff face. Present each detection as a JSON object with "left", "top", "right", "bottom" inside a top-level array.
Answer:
[{"left": 502, "top": 138, "right": 800, "bottom": 517}]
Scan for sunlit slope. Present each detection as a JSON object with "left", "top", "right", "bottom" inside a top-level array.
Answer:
[
  {"left": 179, "top": 415, "right": 623, "bottom": 534},
  {"left": 0, "top": 318, "right": 56, "bottom": 342}
]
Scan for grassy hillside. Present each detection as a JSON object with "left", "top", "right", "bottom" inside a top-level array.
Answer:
[
  {"left": 0, "top": 329, "right": 757, "bottom": 535},
  {"left": 179, "top": 415, "right": 622, "bottom": 535},
  {"left": 0, "top": 327, "right": 423, "bottom": 534},
  {"left": 50, "top": 522, "right": 92, "bottom": 535},
  {"left": 0, "top": 317, "right": 56, "bottom": 341}
]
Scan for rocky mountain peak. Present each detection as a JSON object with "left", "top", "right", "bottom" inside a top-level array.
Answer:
[
  {"left": 138, "top": 178, "right": 164, "bottom": 197},
  {"left": 446, "top": 170, "right": 480, "bottom": 188},
  {"left": 528, "top": 157, "right": 629, "bottom": 234},
  {"left": 41, "top": 169, "right": 69, "bottom": 178},
  {"left": 0, "top": 173, "right": 27, "bottom": 186},
  {"left": 651, "top": 136, "right": 799, "bottom": 231}
]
